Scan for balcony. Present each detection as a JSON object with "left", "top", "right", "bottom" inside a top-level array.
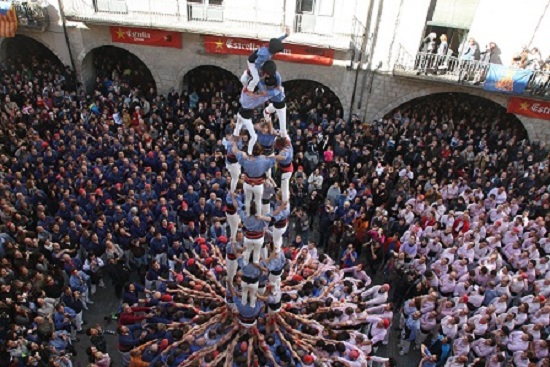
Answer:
[
  {"left": 62, "top": 0, "right": 284, "bottom": 40},
  {"left": 61, "top": 0, "right": 354, "bottom": 50},
  {"left": 393, "top": 50, "right": 550, "bottom": 100},
  {"left": 291, "top": 13, "right": 354, "bottom": 50},
  {"left": 14, "top": 1, "right": 49, "bottom": 32}
]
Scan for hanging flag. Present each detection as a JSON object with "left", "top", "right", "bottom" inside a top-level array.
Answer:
[
  {"left": 507, "top": 97, "right": 550, "bottom": 121},
  {"left": 484, "top": 64, "right": 533, "bottom": 94},
  {"left": 0, "top": 0, "right": 17, "bottom": 38}
]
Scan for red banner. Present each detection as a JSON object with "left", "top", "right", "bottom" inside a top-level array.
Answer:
[
  {"left": 204, "top": 36, "right": 334, "bottom": 66},
  {"left": 110, "top": 26, "right": 182, "bottom": 49},
  {"left": 507, "top": 97, "right": 550, "bottom": 120},
  {"left": 0, "top": 7, "right": 17, "bottom": 38}
]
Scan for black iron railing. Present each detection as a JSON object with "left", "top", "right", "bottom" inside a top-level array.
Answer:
[
  {"left": 13, "top": 1, "right": 49, "bottom": 31},
  {"left": 394, "top": 49, "right": 550, "bottom": 98}
]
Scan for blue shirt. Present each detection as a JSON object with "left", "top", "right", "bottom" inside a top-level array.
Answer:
[
  {"left": 226, "top": 191, "right": 244, "bottom": 209},
  {"left": 253, "top": 34, "right": 287, "bottom": 70},
  {"left": 225, "top": 241, "right": 241, "bottom": 256},
  {"left": 235, "top": 297, "right": 264, "bottom": 318},
  {"left": 236, "top": 152, "right": 275, "bottom": 178},
  {"left": 279, "top": 145, "right": 293, "bottom": 166},
  {"left": 271, "top": 206, "right": 290, "bottom": 222},
  {"left": 266, "top": 252, "right": 286, "bottom": 272},
  {"left": 238, "top": 258, "right": 262, "bottom": 280},
  {"left": 256, "top": 130, "right": 276, "bottom": 149},
  {"left": 240, "top": 212, "right": 269, "bottom": 233},
  {"left": 259, "top": 72, "right": 285, "bottom": 103},
  {"left": 239, "top": 86, "right": 272, "bottom": 109}
]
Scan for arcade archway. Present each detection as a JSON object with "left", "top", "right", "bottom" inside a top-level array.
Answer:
[
  {"left": 182, "top": 65, "right": 241, "bottom": 104},
  {"left": 282, "top": 79, "right": 343, "bottom": 121},
  {"left": 81, "top": 46, "right": 156, "bottom": 94},
  {"left": 0, "top": 35, "right": 65, "bottom": 71},
  {"left": 385, "top": 92, "right": 528, "bottom": 141}
]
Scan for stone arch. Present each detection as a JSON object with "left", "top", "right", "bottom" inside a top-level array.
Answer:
[
  {"left": 0, "top": 34, "right": 66, "bottom": 68},
  {"left": 283, "top": 78, "right": 345, "bottom": 119},
  {"left": 181, "top": 65, "right": 241, "bottom": 95},
  {"left": 371, "top": 86, "right": 536, "bottom": 141},
  {"left": 176, "top": 58, "right": 242, "bottom": 93},
  {"left": 282, "top": 69, "right": 348, "bottom": 114},
  {"left": 77, "top": 44, "right": 161, "bottom": 93}
]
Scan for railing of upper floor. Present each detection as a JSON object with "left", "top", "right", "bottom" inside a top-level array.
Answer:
[
  {"left": 393, "top": 47, "right": 550, "bottom": 99},
  {"left": 61, "top": 0, "right": 355, "bottom": 49},
  {"left": 14, "top": 0, "right": 49, "bottom": 32},
  {"left": 62, "top": 0, "right": 284, "bottom": 37}
]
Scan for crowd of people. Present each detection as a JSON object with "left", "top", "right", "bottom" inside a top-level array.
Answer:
[{"left": 0, "top": 35, "right": 549, "bottom": 367}]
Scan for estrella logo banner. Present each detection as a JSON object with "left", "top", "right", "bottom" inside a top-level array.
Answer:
[
  {"left": 110, "top": 26, "right": 182, "bottom": 48},
  {"left": 507, "top": 97, "right": 550, "bottom": 120}
]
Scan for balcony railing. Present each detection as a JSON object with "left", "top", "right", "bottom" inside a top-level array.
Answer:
[
  {"left": 292, "top": 13, "right": 354, "bottom": 49},
  {"left": 394, "top": 50, "right": 550, "bottom": 99},
  {"left": 61, "top": 0, "right": 353, "bottom": 49},
  {"left": 14, "top": 1, "right": 49, "bottom": 32},
  {"left": 63, "top": 0, "right": 285, "bottom": 40}
]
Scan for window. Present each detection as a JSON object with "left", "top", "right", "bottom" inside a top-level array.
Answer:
[
  {"left": 188, "top": 0, "right": 223, "bottom": 5},
  {"left": 297, "top": 0, "right": 314, "bottom": 13},
  {"left": 296, "top": 0, "right": 334, "bottom": 15}
]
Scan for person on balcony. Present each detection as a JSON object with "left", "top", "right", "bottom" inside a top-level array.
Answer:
[
  {"left": 240, "top": 27, "right": 290, "bottom": 95},
  {"left": 459, "top": 38, "right": 480, "bottom": 82},
  {"left": 416, "top": 32, "right": 436, "bottom": 74}
]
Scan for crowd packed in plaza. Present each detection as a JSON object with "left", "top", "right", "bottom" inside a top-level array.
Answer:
[{"left": 0, "top": 31, "right": 549, "bottom": 367}]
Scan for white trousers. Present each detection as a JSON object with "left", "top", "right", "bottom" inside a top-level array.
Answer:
[
  {"left": 242, "top": 280, "right": 259, "bottom": 307},
  {"left": 262, "top": 203, "right": 271, "bottom": 217},
  {"left": 226, "top": 257, "right": 238, "bottom": 285},
  {"left": 281, "top": 171, "right": 292, "bottom": 203},
  {"left": 244, "top": 182, "right": 264, "bottom": 216},
  {"left": 273, "top": 225, "right": 287, "bottom": 253},
  {"left": 260, "top": 243, "right": 268, "bottom": 261},
  {"left": 226, "top": 212, "right": 241, "bottom": 243},
  {"left": 243, "top": 237, "right": 264, "bottom": 264},
  {"left": 265, "top": 102, "right": 287, "bottom": 137},
  {"left": 234, "top": 113, "right": 257, "bottom": 155},
  {"left": 242, "top": 61, "right": 260, "bottom": 92},
  {"left": 268, "top": 272, "right": 282, "bottom": 294},
  {"left": 226, "top": 162, "right": 241, "bottom": 194}
]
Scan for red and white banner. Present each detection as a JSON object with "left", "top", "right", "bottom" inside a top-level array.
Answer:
[
  {"left": 204, "top": 36, "right": 334, "bottom": 66},
  {"left": 110, "top": 26, "right": 182, "bottom": 49},
  {"left": 0, "top": 4, "right": 17, "bottom": 38},
  {"left": 507, "top": 97, "right": 550, "bottom": 121}
]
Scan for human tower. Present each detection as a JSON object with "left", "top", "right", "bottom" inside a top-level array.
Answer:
[{"left": 165, "top": 30, "right": 389, "bottom": 367}]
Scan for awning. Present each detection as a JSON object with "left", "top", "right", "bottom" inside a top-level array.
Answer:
[
  {"left": 0, "top": 0, "right": 17, "bottom": 38},
  {"left": 427, "top": 0, "right": 480, "bottom": 29}
]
